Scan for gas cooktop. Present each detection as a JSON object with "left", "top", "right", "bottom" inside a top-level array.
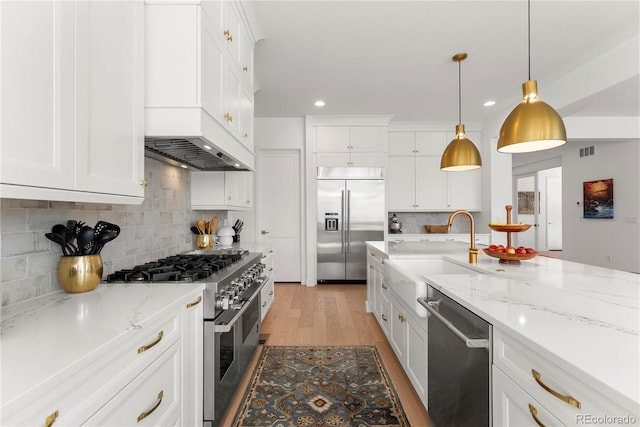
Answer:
[{"left": 106, "top": 249, "right": 251, "bottom": 283}]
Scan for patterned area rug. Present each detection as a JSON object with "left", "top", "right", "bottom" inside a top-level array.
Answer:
[{"left": 231, "top": 346, "right": 409, "bottom": 427}]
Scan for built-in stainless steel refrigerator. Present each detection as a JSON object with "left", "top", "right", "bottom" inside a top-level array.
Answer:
[{"left": 317, "top": 167, "right": 384, "bottom": 282}]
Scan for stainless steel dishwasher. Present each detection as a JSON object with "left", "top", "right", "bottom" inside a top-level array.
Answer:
[{"left": 418, "top": 286, "right": 491, "bottom": 427}]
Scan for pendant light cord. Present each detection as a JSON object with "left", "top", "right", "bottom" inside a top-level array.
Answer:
[
  {"left": 458, "top": 60, "right": 462, "bottom": 125},
  {"left": 528, "top": 0, "right": 531, "bottom": 80}
]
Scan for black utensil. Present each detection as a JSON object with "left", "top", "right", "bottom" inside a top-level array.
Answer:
[
  {"left": 77, "top": 226, "right": 95, "bottom": 256},
  {"left": 94, "top": 221, "right": 108, "bottom": 236},
  {"left": 191, "top": 226, "right": 200, "bottom": 235},
  {"left": 52, "top": 224, "right": 76, "bottom": 255},
  {"left": 45, "top": 232, "right": 70, "bottom": 256},
  {"left": 92, "top": 229, "right": 118, "bottom": 254}
]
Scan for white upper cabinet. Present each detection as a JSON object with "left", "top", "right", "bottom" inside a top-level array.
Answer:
[
  {"left": 386, "top": 130, "right": 481, "bottom": 211},
  {"left": 145, "top": 0, "right": 256, "bottom": 170},
  {"left": 314, "top": 125, "right": 387, "bottom": 167},
  {"left": 191, "top": 171, "right": 253, "bottom": 210},
  {"left": 388, "top": 131, "right": 447, "bottom": 156},
  {"left": 0, "top": 1, "right": 145, "bottom": 204},
  {"left": 315, "top": 126, "right": 386, "bottom": 153}
]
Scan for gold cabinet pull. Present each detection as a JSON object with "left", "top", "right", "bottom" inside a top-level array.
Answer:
[
  {"left": 528, "top": 403, "right": 546, "bottom": 427},
  {"left": 242, "top": 66, "right": 248, "bottom": 72},
  {"left": 137, "top": 331, "right": 164, "bottom": 354},
  {"left": 137, "top": 390, "right": 163, "bottom": 422},
  {"left": 381, "top": 314, "right": 388, "bottom": 322},
  {"left": 186, "top": 295, "right": 202, "bottom": 309},
  {"left": 223, "top": 29, "right": 233, "bottom": 41},
  {"left": 370, "top": 252, "right": 376, "bottom": 257},
  {"left": 398, "top": 314, "right": 406, "bottom": 322},
  {"left": 381, "top": 260, "right": 385, "bottom": 264},
  {"left": 139, "top": 178, "right": 148, "bottom": 187},
  {"left": 381, "top": 283, "right": 388, "bottom": 290},
  {"left": 531, "top": 369, "right": 581, "bottom": 408},
  {"left": 262, "top": 301, "right": 267, "bottom": 307},
  {"left": 45, "top": 410, "right": 59, "bottom": 427}
]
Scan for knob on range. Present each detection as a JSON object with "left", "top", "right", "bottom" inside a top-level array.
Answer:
[{"left": 215, "top": 295, "right": 230, "bottom": 310}]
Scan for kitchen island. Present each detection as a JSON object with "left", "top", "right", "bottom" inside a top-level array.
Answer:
[
  {"left": 367, "top": 240, "right": 639, "bottom": 426},
  {"left": 1, "top": 283, "right": 204, "bottom": 426}
]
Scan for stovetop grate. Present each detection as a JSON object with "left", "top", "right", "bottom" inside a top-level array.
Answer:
[{"left": 106, "top": 252, "right": 247, "bottom": 283}]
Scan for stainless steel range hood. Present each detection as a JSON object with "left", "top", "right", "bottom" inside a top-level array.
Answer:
[{"left": 144, "top": 137, "right": 251, "bottom": 171}]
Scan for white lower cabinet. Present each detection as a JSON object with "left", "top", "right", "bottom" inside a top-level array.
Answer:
[
  {"left": 493, "top": 366, "right": 566, "bottom": 427},
  {"left": 0, "top": 289, "right": 203, "bottom": 427},
  {"left": 388, "top": 293, "right": 428, "bottom": 408},
  {"left": 366, "top": 246, "right": 389, "bottom": 334},
  {"left": 260, "top": 248, "right": 275, "bottom": 321},
  {"left": 493, "top": 328, "right": 636, "bottom": 427},
  {"left": 183, "top": 293, "right": 204, "bottom": 427},
  {"left": 83, "top": 342, "right": 182, "bottom": 426}
]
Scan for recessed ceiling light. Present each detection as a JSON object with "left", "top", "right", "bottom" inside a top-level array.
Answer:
[
  {"left": 483, "top": 100, "right": 496, "bottom": 107},
  {"left": 314, "top": 100, "right": 326, "bottom": 107},
  {"left": 203, "top": 144, "right": 212, "bottom": 150},
  {"left": 180, "top": 164, "right": 188, "bottom": 169}
]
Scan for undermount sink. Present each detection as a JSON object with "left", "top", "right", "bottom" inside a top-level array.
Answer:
[{"left": 384, "top": 258, "right": 484, "bottom": 317}]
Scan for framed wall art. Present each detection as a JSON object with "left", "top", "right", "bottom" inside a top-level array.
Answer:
[
  {"left": 517, "top": 191, "right": 535, "bottom": 215},
  {"left": 583, "top": 178, "right": 614, "bottom": 219}
]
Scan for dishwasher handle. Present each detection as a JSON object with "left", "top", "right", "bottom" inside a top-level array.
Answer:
[{"left": 418, "top": 297, "right": 489, "bottom": 349}]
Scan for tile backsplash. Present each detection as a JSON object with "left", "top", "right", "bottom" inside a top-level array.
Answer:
[
  {"left": 388, "top": 212, "right": 479, "bottom": 234},
  {"left": 0, "top": 158, "right": 226, "bottom": 307}
]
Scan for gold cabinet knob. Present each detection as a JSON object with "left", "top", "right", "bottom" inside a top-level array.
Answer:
[
  {"left": 243, "top": 66, "right": 248, "bottom": 72},
  {"left": 139, "top": 178, "right": 148, "bottom": 187}
]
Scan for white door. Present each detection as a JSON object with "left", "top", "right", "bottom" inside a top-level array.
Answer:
[
  {"left": 257, "top": 150, "right": 301, "bottom": 281},
  {"left": 545, "top": 173, "right": 563, "bottom": 250}
]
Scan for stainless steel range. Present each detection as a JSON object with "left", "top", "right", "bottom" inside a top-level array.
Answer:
[{"left": 106, "top": 248, "right": 266, "bottom": 427}]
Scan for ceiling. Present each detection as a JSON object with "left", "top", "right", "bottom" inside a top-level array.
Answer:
[{"left": 246, "top": 1, "right": 640, "bottom": 123}]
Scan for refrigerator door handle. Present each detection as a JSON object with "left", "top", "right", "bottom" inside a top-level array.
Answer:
[
  {"left": 341, "top": 189, "right": 346, "bottom": 254},
  {"left": 346, "top": 190, "right": 351, "bottom": 254}
]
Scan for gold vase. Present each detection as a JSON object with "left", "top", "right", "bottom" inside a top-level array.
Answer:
[
  {"left": 196, "top": 234, "right": 214, "bottom": 250},
  {"left": 57, "top": 255, "right": 103, "bottom": 293}
]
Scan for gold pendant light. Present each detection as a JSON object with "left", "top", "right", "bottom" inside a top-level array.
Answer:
[
  {"left": 497, "top": 0, "right": 566, "bottom": 153},
  {"left": 441, "top": 53, "right": 482, "bottom": 171}
]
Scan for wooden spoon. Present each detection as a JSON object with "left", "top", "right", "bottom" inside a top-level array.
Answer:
[
  {"left": 210, "top": 216, "right": 218, "bottom": 235},
  {"left": 196, "top": 220, "right": 206, "bottom": 235}
]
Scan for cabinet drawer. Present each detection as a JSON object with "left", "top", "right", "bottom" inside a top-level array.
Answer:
[
  {"left": 368, "top": 250, "right": 386, "bottom": 271},
  {"left": 261, "top": 249, "right": 274, "bottom": 278},
  {"left": 493, "top": 329, "right": 634, "bottom": 425},
  {"left": 83, "top": 342, "right": 182, "bottom": 426},
  {"left": 493, "top": 365, "right": 566, "bottom": 427}
]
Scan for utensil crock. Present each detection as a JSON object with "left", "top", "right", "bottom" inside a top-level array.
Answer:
[
  {"left": 57, "top": 255, "right": 103, "bottom": 293},
  {"left": 196, "top": 234, "right": 214, "bottom": 250}
]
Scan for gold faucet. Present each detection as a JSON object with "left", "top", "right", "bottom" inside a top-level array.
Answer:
[{"left": 447, "top": 210, "right": 479, "bottom": 264}]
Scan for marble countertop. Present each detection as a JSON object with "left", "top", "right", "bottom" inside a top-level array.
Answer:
[
  {"left": 368, "top": 240, "right": 640, "bottom": 411},
  {"left": 1, "top": 283, "right": 204, "bottom": 405}
]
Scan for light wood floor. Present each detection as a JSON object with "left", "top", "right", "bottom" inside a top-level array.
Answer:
[{"left": 219, "top": 283, "right": 431, "bottom": 426}]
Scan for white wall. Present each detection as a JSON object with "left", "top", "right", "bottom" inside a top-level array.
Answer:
[{"left": 562, "top": 140, "right": 639, "bottom": 272}]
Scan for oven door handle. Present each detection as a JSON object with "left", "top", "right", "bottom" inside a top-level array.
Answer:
[
  {"left": 213, "top": 287, "right": 260, "bottom": 333},
  {"left": 418, "top": 297, "right": 489, "bottom": 349}
]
